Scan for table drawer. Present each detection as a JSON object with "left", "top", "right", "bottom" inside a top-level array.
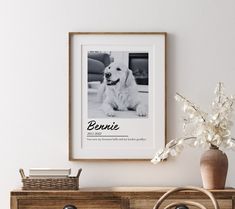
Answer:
[
  {"left": 130, "top": 199, "right": 233, "bottom": 209},
  {"left": 18, "top": 199, "right": 123, "bottom": 209}
]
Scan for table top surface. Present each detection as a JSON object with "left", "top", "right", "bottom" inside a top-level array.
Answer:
[{"left": 11, "top": 186, "right": 235, "bottom": 195}]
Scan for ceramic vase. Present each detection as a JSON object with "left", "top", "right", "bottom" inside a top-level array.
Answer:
[{"left": 200, "top": 146, "right": 228, "bottom": 189}]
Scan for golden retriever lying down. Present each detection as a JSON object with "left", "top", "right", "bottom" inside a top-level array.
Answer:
[{"left": 97, "top": 62, "right": 148, "bottom": 117}]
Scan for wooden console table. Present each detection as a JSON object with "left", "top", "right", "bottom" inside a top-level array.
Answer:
[{"left": 11, "top": 187, "right": 235, "bottom": 209}]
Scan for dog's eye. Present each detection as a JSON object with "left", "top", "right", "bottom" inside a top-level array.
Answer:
[{"left": 116, "top": 68, "right": 121, "bottom": 71}]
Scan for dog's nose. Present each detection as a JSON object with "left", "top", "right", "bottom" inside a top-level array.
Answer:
[{"left": 105, "top": 72, "right": 111, "bottom": 79}]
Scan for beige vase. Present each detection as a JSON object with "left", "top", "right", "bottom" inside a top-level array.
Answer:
[{"left": 200, "top": 146, "right": 228, "bottom": 189}]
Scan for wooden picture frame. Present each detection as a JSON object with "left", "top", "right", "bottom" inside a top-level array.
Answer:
[{"left": 68, "top": 32, "right": 167, "bottom": 160}]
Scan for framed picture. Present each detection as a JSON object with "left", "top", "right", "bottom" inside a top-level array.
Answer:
[{"left": 68, "top": 32, "right": 166, "bottom": 160}]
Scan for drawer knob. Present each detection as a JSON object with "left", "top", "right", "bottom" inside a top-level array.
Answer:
[{"left": 63, "top": 205, "right": 77, "bottom": 209}]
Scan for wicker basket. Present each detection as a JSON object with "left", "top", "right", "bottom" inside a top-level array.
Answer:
[{"left": 19, "top": 168, "right": 82, "bottom": 190}]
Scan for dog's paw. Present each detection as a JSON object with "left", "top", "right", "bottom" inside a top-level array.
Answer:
[
  {"left": 101, "top": 103, "right": 116, "bottom": 117},
  {"left": 105, "top": 110, "right": 116, "bottom": 117},
  {"left": 136, "top": 104, "right": 147, "bottom": 117}
]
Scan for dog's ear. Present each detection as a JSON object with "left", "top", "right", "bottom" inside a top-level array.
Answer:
[{"left": 125, "top": 69, "right": 135, "bottom": 87}]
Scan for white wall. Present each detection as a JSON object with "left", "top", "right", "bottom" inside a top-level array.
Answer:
[{"left": 1, "top": 0, "right": 235, "bottom": 208}]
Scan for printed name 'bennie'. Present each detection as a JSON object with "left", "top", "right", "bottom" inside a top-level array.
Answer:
[{"left": 87, "top": 120, "right": 120, "bottom": 131}]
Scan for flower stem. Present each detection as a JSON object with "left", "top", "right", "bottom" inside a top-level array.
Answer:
[
  {"left": 158, "top": 136, "right": 197, "bottom": 159},
  {"left": 176, "top": 93, "right": 206, "bottom": 122}
]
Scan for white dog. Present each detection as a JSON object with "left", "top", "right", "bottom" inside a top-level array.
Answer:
[{"left": 97, "top": 62, "right": 147, "bottom": 117}]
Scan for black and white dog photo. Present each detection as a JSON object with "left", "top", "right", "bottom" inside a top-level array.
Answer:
[{"left": 88, "top": 51, "right": 148, "bottom": 118}]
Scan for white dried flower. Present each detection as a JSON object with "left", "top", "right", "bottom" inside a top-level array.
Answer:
[{"left": 152, "top": 83, "right": 235, "bottom": 164}]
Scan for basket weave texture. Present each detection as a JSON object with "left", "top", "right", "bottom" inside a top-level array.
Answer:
[{"left": 19, "top": 168, "right": 82, "bottom": 190}]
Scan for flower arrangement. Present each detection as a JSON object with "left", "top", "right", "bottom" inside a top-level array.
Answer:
[{"left": 151, "top": 82, "right": 235, "bottom": 164}]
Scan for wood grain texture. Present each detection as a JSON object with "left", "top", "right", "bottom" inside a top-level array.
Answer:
[
  {"left": 18, "top": 199, "right": 122, "bottom": 209},
  {"left": 232, "top": 196, "right": 235, "bottom": 209},
  {"left": 10, "top": 196, "right": 18, "bottom": 209},
  {"left": 11, "top": 187, "right": 235, "bottom": 209}
]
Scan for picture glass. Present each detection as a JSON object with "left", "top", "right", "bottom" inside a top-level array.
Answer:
[{"left": 69, "top": 33, "right": 165, "bottom": 160}]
